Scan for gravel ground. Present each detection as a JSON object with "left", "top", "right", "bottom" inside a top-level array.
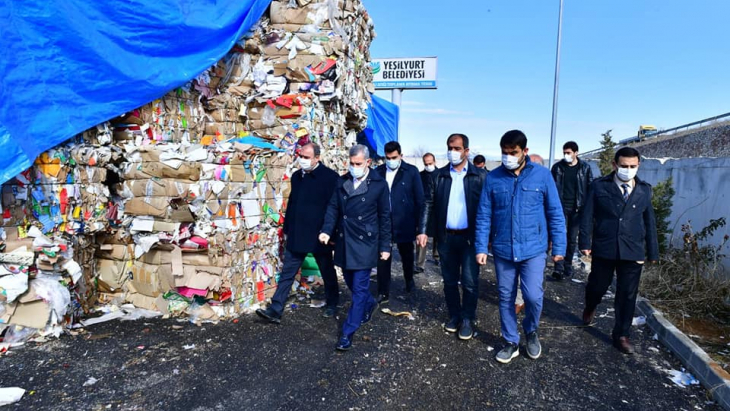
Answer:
[{"left": 0, "top": 253, "right": 720, "bottom": 410}]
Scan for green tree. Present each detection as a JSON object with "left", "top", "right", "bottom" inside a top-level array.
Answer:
[
  {"left": 597, "top": 129, "right": 616, "bottom": 176},
  {"left": 651, "top": 177, "right": 675, "bottom": 255}
]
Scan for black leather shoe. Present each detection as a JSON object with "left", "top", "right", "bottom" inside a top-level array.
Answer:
[
  {"left": 336, "top": 335, "right": 353, "bottom": 351},
  {"left": 361, "top": 302, "right": 378, "bottom": 325},
  {"left": 255, "top": 308, "right": 281, "bottom": 324},
  {"left": 405, "top": 279, "right": 416, "bottom": 293},
  {"left": 322, "top": 306, "right": 337, "bottom": 318},
  {"left": 582, "top": 307, "right": 596, "bottom": 326},
  {"left": 458, "top": 319, "right": 474, "bottom": 340},
  {"left": 414, "top": 266, "right": 425, "bottom": 274},
  {"left": 551, "top": 271, "right": 565, "bottom": 281},
  {"left": 376, "top": 294, "right": 389, "bottom": 304},
  {"left": 444, "top": 317, "right": 460, "bottom": 333}
]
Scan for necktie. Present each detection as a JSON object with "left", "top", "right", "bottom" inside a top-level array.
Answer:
[{"left": 621, "top": 183, "right": 630, "bottom": 202}]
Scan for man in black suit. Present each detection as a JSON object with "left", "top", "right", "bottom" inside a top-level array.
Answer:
[
  {"left": 579, "top": 146, "right": 659, "bottom": 354},
  {"left": 417, "top": 133, "right": 487, "bottom": 340},
  {"left": 256, "top": 143, "right": 340, "bottom": 323},
  {"left": 319, "top": 144, "right": 391, "bottom": 351},
  {"left": 416, "top": 152, "right": 439, "bottom": 271},
  {"left": 375, "top": 141, "right": 425, "bottom": 302}
]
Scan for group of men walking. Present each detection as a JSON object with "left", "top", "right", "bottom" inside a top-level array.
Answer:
[{"left": 257, "top": 130, "right": 658, "bottom": 361}]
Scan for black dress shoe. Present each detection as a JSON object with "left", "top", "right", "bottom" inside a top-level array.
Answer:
[
  {"left": 405, "top": 279, "right": 416, "bottom": 293},
  {"left": 444, "top": 317, "right": 460, "bottom": 333},
  {"left": 414, "top": 266, "right": 425, "bottom": 274},
  {"left": 361, "top": 302, "right": 378, "bottom": 325},
  {"left": 322, "top": 306, "right": 337, "bottom": 318},
  {"left": 582, "top": 307, "right": 596, "bottom": 326},
  {"left": 613, "top": 336, "right": 635, "bottom": 354},
  {"left": 336, "top": 335, "right": 353, "bottom": 351},
  {"left": 255, "top": 308, "right": 281, "bottom": 324},
  {"left": 376, "top": 294, "right": 389, "bottom": 304},
  {"left": 551, "top": 271, "right": 565, "bottom": 281}
]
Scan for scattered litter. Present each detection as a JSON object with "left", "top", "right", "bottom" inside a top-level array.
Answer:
[
  {"left": 487, "top": 346, "right": 494, "bottom": 352},
  {"left": 380, "top": 308, "right": 415, "bottom": 320},
  {"left": 571, "top": 278, "right": 584, "bottom": 284},
  {"left": 309, "top": 301, "right": 326, "bottom": 308},
  {"left": 666, "top": 369, "right": 700, "bottom": 388},
  {"left": 649, "top": 347, "right": 660, "bottom": 353},
  {"left": 0, "top": 387, "right": 25, "bottom": 406},
  {"left": 183, "top": 344, "right": 196, "bottom": 350},
  {"left": 83, "top": 377, "right": 98, "bottom": 387},
  {"left": 632, "top": 316, "right": 647, "bottom": 326},
  {"left": 688, "top": 334, "right": 701, "bottom": 339}
]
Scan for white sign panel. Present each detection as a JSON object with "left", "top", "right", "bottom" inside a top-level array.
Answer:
[{"left": 371, "top": 57, "right": 438, "bottom": 90}]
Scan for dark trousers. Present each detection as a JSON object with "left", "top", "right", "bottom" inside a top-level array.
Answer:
[
  {"left": 269, "top": 249, "right": 339, "bottom": 316},
  {"left": 438, "top": 233, "right": 479, "bottom": 321},
  {"left": 376, "top": 241, "right": 415, "bottom": 296},
  {"left": 341, "top": 269, "right": 376, "bottom": 337},
  {"left": 555, "top": 207, "right": 580, "bottom": 276},
  {"left": 585, "top": 257, "right": 643, "bottom": 339}
]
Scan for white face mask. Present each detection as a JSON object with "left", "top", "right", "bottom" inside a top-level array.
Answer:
[
  {"left": 298, "top": 157, "right": 313, "bottom": 171},
  {"left": 349, "top": 164, "right": 367, "bottom": 179},
  {"left": 386, "top": 158, "right": 401, "bottom": 170},
  {"left": 616, "top": 167, "right": 638, "bottom": 182},
  {"left": 564, "top": 154, "right": 574, "bottom": 163},
  {"left": 502, "top": 154, "right": 522, "bottom": 170},
  {"left": 425, "top": 165, "right": 436, "bottom": 172},
  {"left": 448, "top": 150, "right": 463, "bottom": 166}
]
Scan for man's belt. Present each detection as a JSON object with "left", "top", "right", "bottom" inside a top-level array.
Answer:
[{"left": 445, "top": 228, "right": 469, "bottom": 235}]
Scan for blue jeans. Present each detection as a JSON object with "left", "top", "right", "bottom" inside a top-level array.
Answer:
[
  {"left": 269, "top": 249, "right": 339, "bottom": 316},
  {"left": 341, "top": 269, "right": 376, "bottom": 337},
  {"left": 438, "top": 233, "right": 479, "bottom": 321},
  {"left": 494, "top": 254, "right": 547, "bottom": 344}
]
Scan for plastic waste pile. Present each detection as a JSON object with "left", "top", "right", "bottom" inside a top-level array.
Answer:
[{"left": 0, "top": 0, "right": 375, "bottom": 340}]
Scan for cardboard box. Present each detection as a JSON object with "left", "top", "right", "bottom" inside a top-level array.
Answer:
[{"left": 130, "top": 261, "right": 175, "bottom": 297}]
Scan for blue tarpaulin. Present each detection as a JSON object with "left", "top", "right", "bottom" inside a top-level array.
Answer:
[
  {"left": 0, "top": 0, "right": 272, "bottom": 184},
  {"left": 363, "top": 93, "right": 399, "bottom": 157}
]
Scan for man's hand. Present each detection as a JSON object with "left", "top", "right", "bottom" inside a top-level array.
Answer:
[
  {"left": 476, "top": 253, "right": 488, "bottom": 265},
  {"left": 416, "top": 234, "right": 428, "bottom": 248},
  {"left": 581, "top": 249, "right": 591, "bottom": 256},
  {"left": 380, "top": 252, "right": 391, "bottom": 260},
  {"left": 552, "top": 255, "right": 564, "bottom": 263},
  {"left": 318, "top": 233, "right": 330, "bottom": 244}
]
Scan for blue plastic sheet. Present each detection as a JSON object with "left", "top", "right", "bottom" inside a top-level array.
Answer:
[
  {"left": 0, "top": 0, "right": 272, "bottom": 185},
  {"left": 363, "top": 94, "right": 399, "bottom": 156}
]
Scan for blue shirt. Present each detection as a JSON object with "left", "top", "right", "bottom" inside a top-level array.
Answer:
[{"left": 446, "top": 162, "right": 469, "bottom": 229}]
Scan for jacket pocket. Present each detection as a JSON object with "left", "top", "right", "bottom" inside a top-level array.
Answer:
[{"left": 521, "top": 186, "right": 543, "bottom": 208}]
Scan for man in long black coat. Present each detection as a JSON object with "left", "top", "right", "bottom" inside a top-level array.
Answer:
[
  {"left": 579, "top": 146, "right": 659, "bottom": 354},
  {"left": 319, "top": 144, "right": 391, "bottom": 351},
  {"left": 375, "top": 141, "right": 424, "bottom": 302},
  {"left": 416, "top": 152, "right": 440, "bottom": 271},
  {"left": 256, "top": 143, "right": 340, "bottom": 323}
]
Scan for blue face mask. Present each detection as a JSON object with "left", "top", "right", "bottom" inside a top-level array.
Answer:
[
  {"left": 349, "top": 165, "right": 366, "bottom": 179},
  {"left": 385, "top": 158, "right": 401, "bottom": 170}
]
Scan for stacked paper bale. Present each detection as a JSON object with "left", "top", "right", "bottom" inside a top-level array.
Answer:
[
  {"left": 1, "top": 0, "right": 376, "bottom": 327},
  {"left": 88, "top": 0, "right": 377, "bottom": 319},
  {"left": 0, "top": 129, "right": 119, "bottom": 337}
]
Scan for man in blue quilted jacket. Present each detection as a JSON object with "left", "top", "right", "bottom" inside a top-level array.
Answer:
[{"left": 476, "top": 130, "right": 566, "bottom": 364}]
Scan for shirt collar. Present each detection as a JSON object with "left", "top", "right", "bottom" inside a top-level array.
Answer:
[
  {"left": 613, "top": 173, "right": 635, "bottom": 188},
  {"left": 450, "top": 161, "right": 468, "bottom": 174},
  {"left": 303, "top": 162, "right": 320, "bottom": 175},
  {"left": 353, "top": 168, "right": 370, "bottom": 183}
]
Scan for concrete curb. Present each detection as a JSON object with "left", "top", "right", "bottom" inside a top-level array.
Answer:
[{"left": 637, "top": 297, "right": 730, "bottom": 410}]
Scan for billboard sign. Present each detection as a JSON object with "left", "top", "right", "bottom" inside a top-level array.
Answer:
[{"left": 371, "top": 57, "right": 438, "bottom": 90}]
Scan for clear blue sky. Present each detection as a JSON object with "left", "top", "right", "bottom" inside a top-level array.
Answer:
[{"left": 366, "top": 0, "right": 730, "bottom": 161}]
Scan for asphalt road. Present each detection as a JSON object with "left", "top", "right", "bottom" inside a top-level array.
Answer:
[{"left": 0, "top": 254, "right": 719, "bottom": 410}]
